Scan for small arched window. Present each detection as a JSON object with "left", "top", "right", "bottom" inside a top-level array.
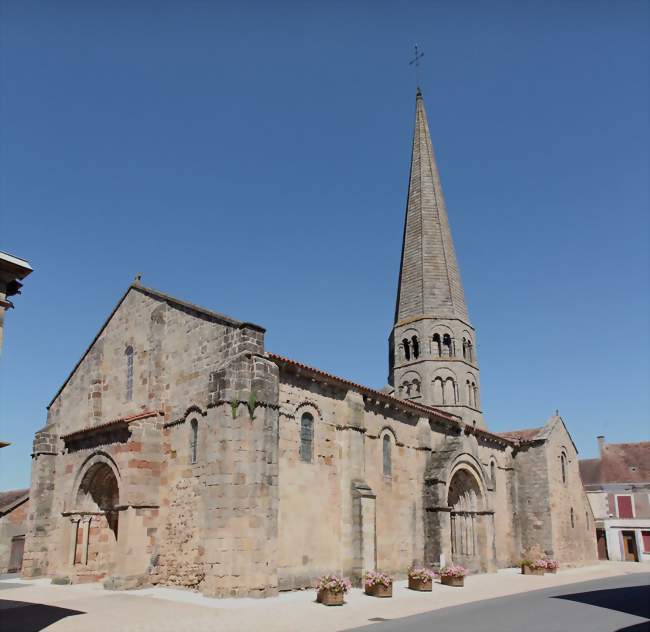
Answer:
[
  {"left": 442, "top": 334, "right": 452, "bottom": 357},
  {"left": 467, "top": 341, "right": 473, "bottom": 363},
  {"left": 300, "top": 413, "right": 314, "bottom": 463},
  {"left": 190, "top": 419, "right": 198, "bottom": 464},
  {"left": 561, "top": 453, "right": 568, "bottom": 484},
  {"left": 411, "top": 336, "right": 420, "bottom": 359},
  {"left": 570, "top": 507, "right": 575, "bottom": 528},
  {"left": 490, "top": 460, "right": 497, "bottom": 488},
  {"left": 125, "top": 346, "right": 134, "bottom": 401},
  {"left": 383, "top": 434, "right": 392, "bottom": 477},
  {"left": 432, "top": 334, "right": 442, "bottom": 357},
  {"left": 402, "top": 338, "right": 411, "bottom": 361},
  {"left": 462, "top": 337, "right": 468, "bottom": 359}
]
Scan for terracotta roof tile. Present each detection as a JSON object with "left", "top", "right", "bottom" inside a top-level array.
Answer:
[
  {"left": 494, "top": 427, "right": 543, "bottom": 443},
  {"left": 579, "top": 441, "right": 650, "bottom": 485}
]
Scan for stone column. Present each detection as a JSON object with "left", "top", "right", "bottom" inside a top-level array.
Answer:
[
  {"left": 68, "top": 517, "right": 80, "bottom": 566},
  {"left": 81, "top": 516, "right": 92, "bottom": 565}
]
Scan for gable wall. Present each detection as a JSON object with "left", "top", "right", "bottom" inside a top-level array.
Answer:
[{"left": 544, "top": 423, "right": 598, "bottom": 563}]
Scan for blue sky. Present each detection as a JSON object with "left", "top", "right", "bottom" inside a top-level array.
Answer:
[{"left": 1, "top": 1, "right": 648, "bottom": 489}]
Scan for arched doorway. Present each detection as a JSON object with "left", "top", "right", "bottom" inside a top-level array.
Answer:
[
  {"left": 70, "top": 460, "right": 120, "bottom": 575},
  {"left": 76, "top": 461, "right": 119, "bottom": 536},
  {"left": 447, "top": 467, "right": 488, "bottom": 571}
]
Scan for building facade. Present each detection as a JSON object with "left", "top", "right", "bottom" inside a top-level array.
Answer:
[
  {"left": 0, "top": 250, "right": 32, "bottom": 358},
  {"left": 580, "top": 437, "right": 650, "bottom": 563},
  {"left": 22, "top": 90, "right": 596, "bottom": 596},
  {"left": 0, "top": 489, "right": 29, "bottom": 573}
]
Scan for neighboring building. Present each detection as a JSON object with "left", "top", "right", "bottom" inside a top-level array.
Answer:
[
  {"left": 0, "top": 250, "right": 32, "bottom": 357},
  {"left": 580, "top": 437, "right": 650, "bottom": 563},
  {"left": 22, "top": 89, "right": 596, "bottom": 596},
  {"left": 0, "top": 489, "right": 29, "bottom": 573}
]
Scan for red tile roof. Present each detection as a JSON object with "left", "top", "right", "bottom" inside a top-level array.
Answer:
[
  {"left": 60, "top": 410, "right": 162, "bottom": 442},
  {"left": 494, "top": 427, "right": 543, "bottom": 443},
  {"left": 579, "top": 441, "right": 650, "bottom": 485},
  {"left": 267, "top": 353, "right": 514, "bottom": 446}
]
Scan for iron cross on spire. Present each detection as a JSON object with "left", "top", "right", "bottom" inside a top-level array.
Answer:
[{"left": 409, "top": 44, "right": 424, "bottom": 87}]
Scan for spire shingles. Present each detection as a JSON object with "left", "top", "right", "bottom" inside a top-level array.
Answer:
[{"left": 395, "top": 90, "right": 469, "bottom": 324}]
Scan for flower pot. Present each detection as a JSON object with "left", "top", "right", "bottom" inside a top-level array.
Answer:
[
  {"left": 408, "top": 577, "right": 432, "bottom": 591},
  {"left": 521, "top": 566, "right": 544, "bottom": 576},
  {"left": 545, "top": 568, "right": 557, "bottom": 574},
  {"left": 365, "top": 583, "right": 393, "bottom": 598},
  {"left": 319, "top": 589, "right": 345, "bottom": 606},
  {"left": 440, "top": 575, "right": 464, "bottom": 587}
]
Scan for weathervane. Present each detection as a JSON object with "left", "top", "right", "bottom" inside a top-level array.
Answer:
[{"left": 409, "top": 44, "right": 424, "bottom": 87}]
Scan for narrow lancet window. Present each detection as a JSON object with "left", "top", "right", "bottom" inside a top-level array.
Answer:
[
  {"left": 300, "top": 413, "right": 314, "bottom": 463},
  {"left": 383, "top": 434, "right": 392, "bottom": 476},
  {"left": 125, "top": 346, "right": 134, "bottom": 401},
  {"left": 190, "top": 419, "right": 198, "bottom": 464}
]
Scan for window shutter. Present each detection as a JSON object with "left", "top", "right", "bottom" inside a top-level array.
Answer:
[{"left": 617, "top": 496, "right": 634, "bottom": 518}]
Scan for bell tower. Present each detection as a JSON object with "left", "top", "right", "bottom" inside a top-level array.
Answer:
[{"left": 389, "top": 88, "right": 484, "bottom": 428}]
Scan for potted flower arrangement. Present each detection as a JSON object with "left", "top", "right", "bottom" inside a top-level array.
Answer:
[
  {"left": 437, "top": 565, "right": 468, "bottom": 587},
  {"left": 519, "top": 559, "right": 546, "bottom": 576},
  {"left": 408, "top": 566, "right": 435, "bottom": 591},
  {"left": 363, "top": 571, "right": 393, "bottom": 597},
  {"left": 543, "top": 559, "right": 560, "bottom": 574},
  {"left": 315, "top": 574, "right": 352, "bottom": 606}
]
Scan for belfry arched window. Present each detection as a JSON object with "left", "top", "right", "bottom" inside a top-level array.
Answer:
[
  {"left": 125, "top": 346, "right": 134, "bottom": 401},
  {"left": 300, "top": 413, "right": 314, "bottom": 463},
  {"left": 411, "top": 336, "right": 420, "bottom": 359},
  {"left": 432, "top": 334, "right": 441, "bottom": 357},
  {"left": 402, "top": 338, "right": 411, "bottom": 361},
  {"left": 383, "top": 434, "right": 392, "bottom": 477},
  {"left": 442, "top": 334, "right": 453, "bottom": 357}
]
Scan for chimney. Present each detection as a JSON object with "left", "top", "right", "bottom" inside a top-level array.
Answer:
[{"left": 597, "top": 435, "right": 605, "bottom": 456}]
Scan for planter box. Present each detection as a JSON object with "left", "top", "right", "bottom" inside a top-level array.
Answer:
[
  {"left": 319, "top": 589, "right": 345, "bottom": 606},
  {"left": 521, "top": 566, "right": 544, "bottom": 576},
  {"left": 365, "top": 583, "right": 393, "bottom": 598},
  {"left": 440, "top": 575, "right": 464, "bottom": 587},
  {"left": 408, "top": 577, "right": 432, "bottom": 591},
  {"left": 545, "top": 568, "right": 557, "bottom": 574}
]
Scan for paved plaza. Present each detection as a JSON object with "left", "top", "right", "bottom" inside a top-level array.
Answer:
[{"left": 0, "top": 562, "right": 647, "bottom": 631}]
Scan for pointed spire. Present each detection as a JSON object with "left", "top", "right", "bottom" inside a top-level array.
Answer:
[{"left": 394, "top": 89, "right": 469, "bottom": 324}]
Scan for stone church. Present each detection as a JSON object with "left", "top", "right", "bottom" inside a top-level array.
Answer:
[{"left": 23, "top": 89, "right": 596, "bottom": 596}]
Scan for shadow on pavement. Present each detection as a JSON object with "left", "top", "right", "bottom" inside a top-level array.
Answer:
[
  {"left": 615, "top": 624, "right": 650, "bottom": 632},
  {"left": 0, "top": 599, "right": 84, "bottom": 632},
  {"left": 555, "top": 585, "right": 650, "bottom": 620}
]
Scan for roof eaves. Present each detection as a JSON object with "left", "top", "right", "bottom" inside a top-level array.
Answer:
[{"left": 266, "top": 353, "right": 514, "bottom": 448}]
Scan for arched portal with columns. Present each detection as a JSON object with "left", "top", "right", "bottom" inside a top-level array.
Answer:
[
  {"left": 448, "top": 468, "right": 483, "bottom": 566},
  {"left": 67, "top": 455, "right": 121, "bottom": 577}
]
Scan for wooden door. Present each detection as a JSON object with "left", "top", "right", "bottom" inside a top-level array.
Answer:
[
  {"left": 8, "top": 535, "right": 25, "bottom": 572},
  {"left": 622, "top": 531, "right": 638, "bottom": 562}
]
